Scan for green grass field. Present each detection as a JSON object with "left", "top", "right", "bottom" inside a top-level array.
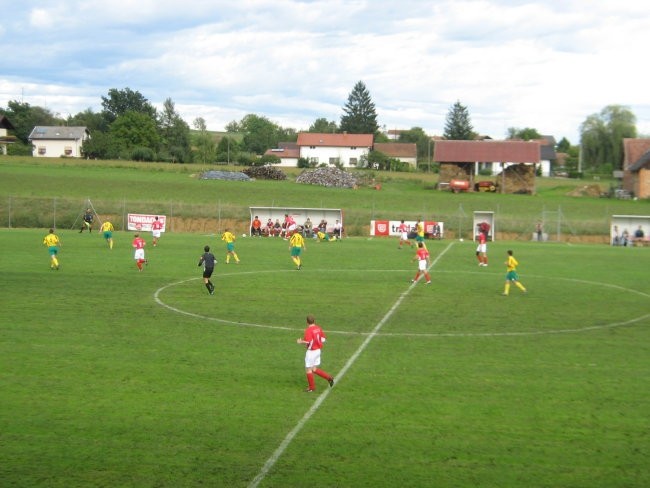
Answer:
[
  {"left": 1, "top": 228, "right": 649, "bottom": 487},
  {"left": 2, "top": 156, "right": 649, "bottom": 237}
]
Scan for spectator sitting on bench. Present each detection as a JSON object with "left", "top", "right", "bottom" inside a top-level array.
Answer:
[
  {"left": 633, "top": 225, "right": 646, "bottom": 246},
  {"left": 333, "top": 220, "right": 343, "bottom": 239}
]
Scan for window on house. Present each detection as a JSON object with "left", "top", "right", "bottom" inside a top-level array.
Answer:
[
  {"left": 309, "top": 157, "right": 318, "bottom": 164},
  {"left": 350, "top": 146, "right": 357, "bottom": 150},
  {"left": 64, "top": 146, "right": 72, "bottom": 156},
  {"left": 310, "top": 146, "right": 316, "bottom": 149},
  {"left": 329, "top": 157, "right": 340, "bottom": 165},
  {"left": 349, "top": 158, "right": 358, "bottom": 166},
  {"left": 38, "top": 146, "right": 46, "bottom": 155}
]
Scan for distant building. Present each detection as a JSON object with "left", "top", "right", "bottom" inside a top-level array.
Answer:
[
  {"left": 622, "top": 138, "right": 650, "bottom": 199},
  {"left": 373, "top": 142, "right": 418, "bottom": 167},
  {"left": 28, "top": 126, "right": 90, "bottom": 158},
  {"left": 0, "top": 115, "right": 17, "bottom": 155},
  {"left": 266, "top": 133, "right": 374, "bottom": 168},
  {"left": 265, "top": 142, "right": 300, "bottom": 166}
]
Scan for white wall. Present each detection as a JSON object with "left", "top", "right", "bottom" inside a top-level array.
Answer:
[
  {"left": 300, "top": 146, "right": 370, "bottom": 167},
  {"left": 33, "top": 139, "right": 85, "bottom": 158}
]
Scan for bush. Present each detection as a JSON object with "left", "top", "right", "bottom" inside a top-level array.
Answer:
[{"left": 130, "top": 146, "right": 156, "bottom": 162}]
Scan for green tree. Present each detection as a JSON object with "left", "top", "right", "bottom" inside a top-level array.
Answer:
[
  {"left": 1, "top": 100, "right": 61, "bottom": 144},
  {"left": 580, "top": 105, "right": 637, "bottom": 171},
  {"left": 192, "top": 117, "right": 216, "bottom": 164},
  {"left": 556, "top": 137, "right": 571, "bottom": 153},
  {"left": 308, "top": 118, "right": 338, "bottom": 133},
  {"left": 110, "top": 111, "right": 160, "bottom": 157},
  {"left": 340, "top": 81, "right": 379, "bottom": 135},
  {"left": 443, "top": 101, "right": 475, "bottom": 140},
  {"left": 101, "top": 87, "right": 157, "bottom": 124},
  {"left": 67, "top": 108, "right": 109, "bottom": 133},
  {"left": 81, "top": 131, "right": 117, "bottom": 160},
  {"left": 397, "top": 127, "right": 431, "bottom": 161},
  {"left": 216, "top": 135, "right": 237, "bottom": 164},
  {"left": 506, "top": 127, "right": 542, "bottom": 141},
  {"left": 158, "top": 98, "right": 191, "bottom": 163},
  {"left": 238, "top": 114, "right": 283, "bottom": 154}
]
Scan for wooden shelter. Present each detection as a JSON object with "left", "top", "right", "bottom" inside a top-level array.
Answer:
[{"left": 434, "top": 140, "right": 541, "bottom": 194}]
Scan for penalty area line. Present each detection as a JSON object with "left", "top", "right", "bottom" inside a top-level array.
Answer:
[{"left": 247, "top": 242, "right": 455, "bottom": 488}]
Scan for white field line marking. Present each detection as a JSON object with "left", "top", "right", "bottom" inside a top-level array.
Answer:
[
  {"left": 247, "top": 243, "right": 454, "bottom": 488},
  {"left": 155, "top": 271, "right": 650, "bottom": 337}
]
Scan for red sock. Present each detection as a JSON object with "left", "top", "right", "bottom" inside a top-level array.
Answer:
[
  {"left": 425, "top": 273, "right": 431, "bottom": 281},
  {"left": 314, "top": 369, "right": 331, "bottom": 380},
  {"left": 306, "top": 372, "right": 315, "bottom": 390},
  {"left": 414, "top": 272, "right": 420, "bottom": 281},
  {"left": 136, "top": 261, "right": 142, "bottom": 270}
]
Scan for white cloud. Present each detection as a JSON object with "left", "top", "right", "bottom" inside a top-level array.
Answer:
[{"left": 2, "top": 0, "right": 650, "bottom": 142}]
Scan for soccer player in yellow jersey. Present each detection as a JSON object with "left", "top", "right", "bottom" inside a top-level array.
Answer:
[
  {"left": 43, "top": 228, "right": 61, "bottom": 270},
  {"left": 415, "top": 219, "right": 427, "bottom": 249},
  {"left": 503, "top": 249, "right": 527, "bottom": 296},
  {"left": 289, "top": 231, "right": 306, "bottom": 270},
  {"left": 100, "top": 220, "right": 115, "bottom": 249},
  {"left": 221, "top": 228, "right": 240, "bottom": 264}
]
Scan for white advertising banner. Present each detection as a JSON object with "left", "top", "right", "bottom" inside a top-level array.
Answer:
[
  {"left": 127, "top": 214, "right": 167, "bottom": 232},
  {"left": 370, "top": 220, "right": 444, "bottom": 238}
]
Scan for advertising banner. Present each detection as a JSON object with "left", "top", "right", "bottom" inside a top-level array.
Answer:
[
  {"left": 370, "top": 220, "right": 444, "bottom": 238},
  {"left": 127, "top": 214, "right": 167, "bottom": 232}
]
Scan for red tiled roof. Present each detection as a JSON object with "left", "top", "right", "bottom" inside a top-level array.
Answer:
[
  {"left": 434, "top": 140, "right": 540, "bottom": 163},
  {"left": 373, "top": 142, "right": 417, "bottom": 158},
  {"left": 297, "top": 132, "right": 373, "bottom": 148},
  {"left": 264, "top": 147, "right": 300, "bottom": 158}
]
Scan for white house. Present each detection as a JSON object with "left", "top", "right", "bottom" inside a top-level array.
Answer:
[
  {"left": 28, "top": 126, "right": 90, "bottom": 158},
  {"left": 296, "top": 132, "right": 373, "bottom": 168}
]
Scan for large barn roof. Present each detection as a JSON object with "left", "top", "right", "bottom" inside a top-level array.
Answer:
[{"left": 434, "top": 140, "right": 540, "bottom": 163}]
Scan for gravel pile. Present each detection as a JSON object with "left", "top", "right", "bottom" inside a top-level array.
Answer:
[
  {"left": 296, "top": 167, "right": 357, "bottom": 188},
  {"left": 199, "top": 170, "right": 251, "bottom": 181},
  {"left": 242, "top": 166, "right": 287, "bottom": 180}
]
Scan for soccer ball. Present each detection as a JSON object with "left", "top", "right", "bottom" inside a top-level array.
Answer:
[
  {"left": 459, "top": 238, "right": 464, "bottom": 242},
  {"left": 242, "top": 233, "right": 247, "bottom": 238}
]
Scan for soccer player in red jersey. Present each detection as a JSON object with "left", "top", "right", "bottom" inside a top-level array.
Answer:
[
  {"left": 476, "top": 230, "right": 488, "bottom": 266},
  {"left": 398, "top": 220, "right": 411, "bottom": 249},
  {"left": 296, "top": 315, "right": 334, "bottom": 392},
  {"left": 411, "top": 241, "right": 431, "bottom": 284},
  {"left": 132, "top": 233, "right": 147, "bottom": 271},
  {"left": 151, "top": 216, "right": 163, "bottom": 247}
]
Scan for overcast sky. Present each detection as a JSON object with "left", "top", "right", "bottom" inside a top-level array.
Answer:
[{"left": 1, "top": 0, "right": 648, "bottom": 144}]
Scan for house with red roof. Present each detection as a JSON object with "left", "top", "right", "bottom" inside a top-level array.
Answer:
[
  {"left": 622, "top": 138, "right": 650, "bottom": 199},
  {"left": 0, "top": 115, "right": 16, "bottom": 155},
  {"left": 265, "top": 132, "right": 374, "bottom": 167},
  {"left": 373, "top": 142, "right": 418, "bottom": 167}
]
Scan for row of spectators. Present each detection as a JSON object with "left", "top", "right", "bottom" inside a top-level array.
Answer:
[{"left": 250, "top": 215, "right": 343, "bottom": 240}]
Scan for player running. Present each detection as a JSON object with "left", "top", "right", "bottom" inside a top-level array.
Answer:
[
  {"left": 296, "top": 315, "right": 334, "bottom": 392},
  {"left": 43, "top": 228, "right": 61, "bottom": 270},
  {"left": 411, "top": 241, "right": 431, "bottom": 284},
  {"left": 221, "top": 228, "right": 240, "bottom": 264},
  {"left": 503, "top": 250, "right": 527, "bottom": 296},
  {"left": 132, "top": 233, "right": 147, "bottom": 271}
]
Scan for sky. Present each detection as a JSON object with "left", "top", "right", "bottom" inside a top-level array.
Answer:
[{"left": 1, "top": 0, "right": 649, "bottom": 144}]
